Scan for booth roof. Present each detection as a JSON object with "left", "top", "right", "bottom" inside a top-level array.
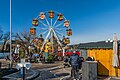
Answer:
[{"left": 70, "top": 40, "right": 120, "bottom": 49}]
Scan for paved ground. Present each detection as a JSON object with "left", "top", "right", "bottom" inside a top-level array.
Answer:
[
  {"left": 31, "top": 61, "right": 71, "bottom": 80},
  {"left": 1, "top": 59, "right": 120, "bottom": 80}
]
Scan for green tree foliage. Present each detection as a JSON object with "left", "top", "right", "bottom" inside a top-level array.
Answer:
[
  {"left": 19, "top": 47, "right": 26, "bottom": 59},
  {"left": 47, "top": 54, "right": 54, "bottom": 62}
]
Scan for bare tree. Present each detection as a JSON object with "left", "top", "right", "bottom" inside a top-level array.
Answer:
[
  {"left": 14, "top": 30, "right": 34, "bottom": 59},
  {"left": 0, "top": 25, "right": 10, "bottom": 52},
  {"left": 2, "top": 32, "right": 10, "bottom": 52}
]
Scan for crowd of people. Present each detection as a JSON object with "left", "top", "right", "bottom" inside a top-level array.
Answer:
[{"left": 5, "top": 52, "right": 64, "bottom": 63}]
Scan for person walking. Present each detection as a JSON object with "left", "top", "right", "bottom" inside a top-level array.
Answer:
[
  {"left": 63, "top": 55, "right": 70, "bottom": 68},
  {"left": 69, "top": 51, "right": 80, "bottom": 79}
]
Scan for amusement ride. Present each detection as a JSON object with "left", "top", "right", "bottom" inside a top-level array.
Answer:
[{"left": 30, "top": 10, "right": 72, "bottom": 56}]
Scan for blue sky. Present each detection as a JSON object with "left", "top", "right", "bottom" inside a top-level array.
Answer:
[{"left": 0, "top": 0, "right": 120, "bottom": 44}]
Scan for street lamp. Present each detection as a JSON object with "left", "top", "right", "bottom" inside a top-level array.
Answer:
[
  {"left": 105, "top": 38, "right": 113, "bottom": 43},
  {"left": 16, "top": 59, "right": 31, "bottom": 80}
]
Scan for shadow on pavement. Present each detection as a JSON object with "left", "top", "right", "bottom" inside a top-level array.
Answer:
[
  {"left": 56, "top": 73, "right": 70, "bottom": 77},
  {"left": 98, "top": 75, "right": 109, "bottom": 80}
]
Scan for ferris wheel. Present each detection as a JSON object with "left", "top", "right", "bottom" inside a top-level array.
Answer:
[{"left": 30, "top": 10, "right": 72, "bottom": 56}]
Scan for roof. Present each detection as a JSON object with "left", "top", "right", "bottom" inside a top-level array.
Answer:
[
  {"left": 69, "top": 41, "right": 120, "bottom": 49},
  {"left": 78, "top": 41, "right": 113, "bottom": 49}
]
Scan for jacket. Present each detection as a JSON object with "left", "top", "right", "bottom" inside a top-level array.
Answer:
[{"left": 69, "top": 53, "right": 80, "bottom": 66}]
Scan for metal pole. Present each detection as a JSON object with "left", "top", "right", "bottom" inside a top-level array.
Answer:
[
  {"left": 62, "top": 48, "right": 65, "bottom": 56},
  {"left": 115, "top": 68, "right": 118, "bottom": 77},
  {"left": 23, "top": 67, "right": 26, "bottom": 80},
  {"left": 10, "top": 0, "right": 12, "bottom": 68}
]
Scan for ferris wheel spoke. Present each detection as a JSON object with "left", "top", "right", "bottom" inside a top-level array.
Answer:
[
  {"left": 45, "top": 17, "right": 51, "bottom": 28},
  {"left": 51, "top": 19, "right": 52, "bottom": 26},
  {"left": 55, "top": 33, "right": 63, "bottom": 40},
  {"left": 54, "top": 22, "right": 64, "bottom": 28},
  {"left": 36, "top": 15, "right": 39, "bottom": 19},
  {"left": 54, "top": 27, "right": 66, "bottom": 31},
  {"left": 40, "top": 29, "right": 49, "bottom": 35},
  {"left": 38, "top": 20, "right": 48, "bottom": 28},
  {"left": 52, "top": 17, "right": 58, "bottom": 27},
  {"left": 63, "top": 16, "right": 67, "bottom": 20},
  {"left": 55, "top": 28, "right": 66, "bottom": 34},
  {"left": 38, "top": 28, "right": 48, "bottom": 30},
  {"left": 55, "top": 30, "right": 64, "bottom": 37}
]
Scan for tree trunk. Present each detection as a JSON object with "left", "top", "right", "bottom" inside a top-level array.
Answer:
[{"left": 1, "top": 40, "right": 7, "bottom": 52}]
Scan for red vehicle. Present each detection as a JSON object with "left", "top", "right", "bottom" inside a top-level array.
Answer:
[
  {"left": 76, "top": 51, "right": 80, "bottom": 56},
  {"left": 65, "top": 51, "right": 80, "bottom": 56}
]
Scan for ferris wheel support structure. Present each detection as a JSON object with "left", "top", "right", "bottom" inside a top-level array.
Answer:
[
  {"left": 40, "top": 28, "right": 65, "bottom": 56},
  {"left": 52, "top": 28, "right": 65, "bottom": 56},
  {"left": 40, "top": 29, "right": 51, "bottom": 53}
]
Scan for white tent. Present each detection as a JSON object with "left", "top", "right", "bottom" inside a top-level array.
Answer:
[{"left": 112, "top": 33, "right": 119, "bottom": 67}]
